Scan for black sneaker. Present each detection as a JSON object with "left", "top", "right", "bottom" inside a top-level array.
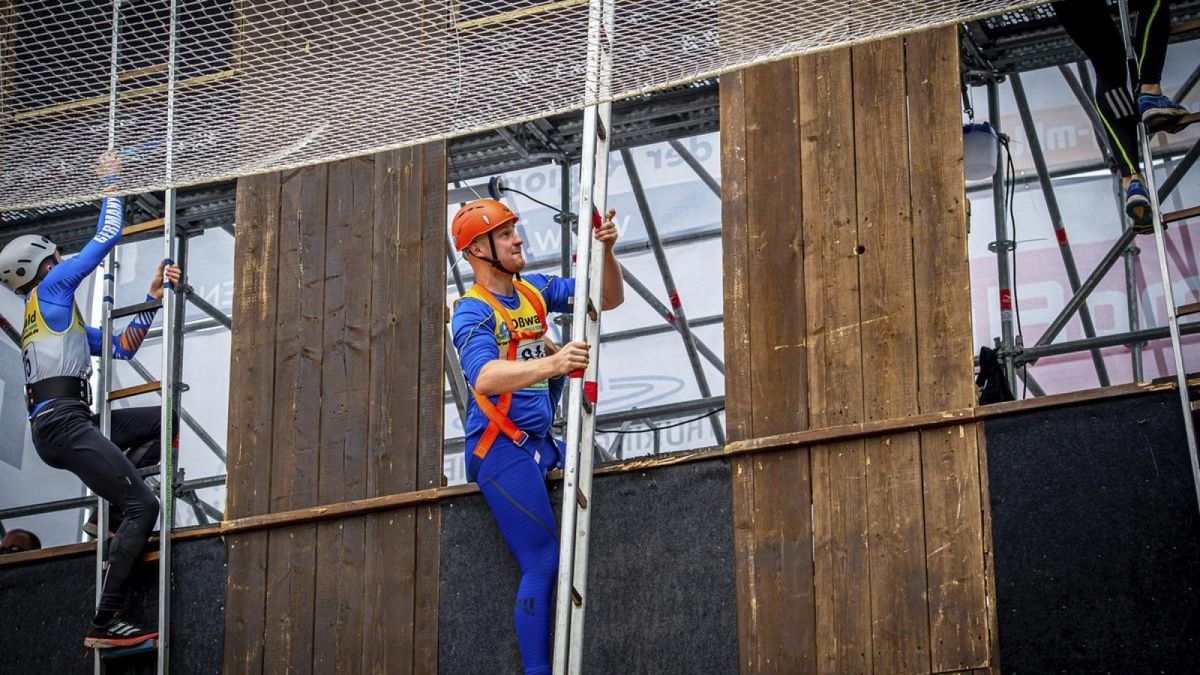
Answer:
[{"left": 84, "top": 618, "right": 157, "bottom": 649}]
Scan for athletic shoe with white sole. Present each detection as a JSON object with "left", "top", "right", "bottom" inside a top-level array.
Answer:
[
  {"left": 84, "top": 617, "right": 157, "bottom": 649},
  {"left": 1139, "top": 93, "right": 1190, "bottom": 134}
]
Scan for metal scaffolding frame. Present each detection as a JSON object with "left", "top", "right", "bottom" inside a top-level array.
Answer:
[{"left": 982, "top": 50, "right": 1200, "bottom": 396}]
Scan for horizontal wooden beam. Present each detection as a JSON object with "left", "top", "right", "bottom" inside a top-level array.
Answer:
[
  {"left": 13, "top": 69, "right": 236, "bottom": 122},
  {"left": 454, "top": 0, "right": 585, "bottom": 30},
  {"left": 123, "top": 218, "right": 165, "bottom": 237},
  {"left": 0, "top": 523, "right": 221, "bottom": 569},
  {"left": 3, "top": 378, "right": 1190, "bottom": 570}
]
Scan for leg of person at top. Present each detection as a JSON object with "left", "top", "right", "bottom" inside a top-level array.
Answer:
[
  {"left": 475, "top": 443, "right": 559, "bottom": 675},
  {"left": 31, "top": 401, "right": 159, "bottom": 647},
  {"left": 1056, "top": 0, "right": 1190, "bottom": 233},
  {"left": 1056, "top": 0, "right": 1150, "bottom": 230},
  {"left": 1131, "top": 0, "right": 1191, "bottom": 133}
]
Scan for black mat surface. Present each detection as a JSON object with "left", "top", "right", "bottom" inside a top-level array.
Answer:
[
  {"left": 439, "top": 457, "right": 738, "bottom": 674},
  {"left": 985, "top": 390, "right": 1200, "bottom": 673},
  {"left": 0, "top": 535, "right": 225, "bottom": 674}
]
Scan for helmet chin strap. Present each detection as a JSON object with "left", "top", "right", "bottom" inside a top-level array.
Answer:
[{"left": 473, "top": 232, "right": 521, "bottom": 280}]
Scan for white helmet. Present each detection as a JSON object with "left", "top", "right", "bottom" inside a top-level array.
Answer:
[{"left": 0, "top": 234, "right": 58, "bottom": 293}]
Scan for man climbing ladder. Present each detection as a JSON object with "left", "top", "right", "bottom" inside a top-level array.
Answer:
[
  {"left": 450, "top": 198, "right": 624, "bottom": 675},
  {"left": 0, "top": 152, "right": 181, "bottom": 649}
]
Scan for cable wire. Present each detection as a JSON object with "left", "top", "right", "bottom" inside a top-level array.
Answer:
[
  {"left": 502, "top": 185, "right": 566, "bottom": 213},
  {"left": 596, "top": 406, "right": 725, "bottom": 434}
]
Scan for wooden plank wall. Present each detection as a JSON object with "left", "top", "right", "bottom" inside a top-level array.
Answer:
[
  {"left": 722, "top": 26, "right": 997, "bottom": 675},
  {"left": 223, "top": 144, "right": 447, "bottom": 674}
]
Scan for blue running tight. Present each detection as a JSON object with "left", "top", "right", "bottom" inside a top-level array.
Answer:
[{"left": 471, "top": 438, "right": 561, "bottom": 675}]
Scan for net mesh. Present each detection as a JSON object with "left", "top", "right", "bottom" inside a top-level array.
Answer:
[{"left": 0, "top": 0, "right": 1037, "bottom": 211}]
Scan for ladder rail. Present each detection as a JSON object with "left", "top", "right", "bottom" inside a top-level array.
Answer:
[
  {"left": 1137, "top": 126, "right": 1200, "bottom": 514},
  {"left": 158, "top": 189, "right": 179, "bottom": 674},
  {"left": 553, "top": 0, "right": 613, "bottom": 671},
  {"left": 95, "top": 3, "right": 122, "bottom": 670},
  {"left": 567, "top": 100, "right": 613, "bottom": 674},
  {"left": 158, "top": 0, "right": 180, "bottom": 668},
  {"left": 1116, "top": 0, "right": 1200, "bottom": 517}
]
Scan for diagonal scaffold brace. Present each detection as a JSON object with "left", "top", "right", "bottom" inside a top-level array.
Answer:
[{"left": 552, "top": 0, "right": 615, "bottom": 672}]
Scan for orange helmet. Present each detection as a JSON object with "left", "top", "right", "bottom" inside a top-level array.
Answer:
[{"left": 452, "top": 199, "right": 517, "bottom": 251}]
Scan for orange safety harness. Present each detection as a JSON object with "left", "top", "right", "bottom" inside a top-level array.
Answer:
[{"left": 465, "top": 279, "right": 549, "bottom": 460}]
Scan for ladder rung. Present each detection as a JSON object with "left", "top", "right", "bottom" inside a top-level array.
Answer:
[
  {"left": 109, "top": 381, "right": 161, "bottom": 401},
  {"left": 137, "top": 464, "right": 162, "bottom": 478},
  {"left": 123, "top": 217, "right": 165, "bottom": 237},
  {"left": 1178, "top": 302, "right": 1200, "bottom": 318},
  {"left": 1162, "top": 205, "right": 1200, "bottom": 225},
  {"left": 1171, "top": 18, "right": 1200, "bottom": 35},
  {"left": 111, "top": 299, "right": 161, "bottom": 319}
]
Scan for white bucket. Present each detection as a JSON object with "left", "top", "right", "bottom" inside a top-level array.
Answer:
[{"left": 963, "top": 122, "right": 998, "bottom": 181}]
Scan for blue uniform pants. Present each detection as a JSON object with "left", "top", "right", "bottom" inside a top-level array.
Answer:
[{"left": 468, "top": 435, "right": 563, "bottom": 675}]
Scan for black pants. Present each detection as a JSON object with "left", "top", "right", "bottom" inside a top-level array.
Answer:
[
  {"left": 1055, "top": 0, "right": 1172, "bottom": 176},
  {"left": 31, "top": 401, "right": 162, "bottom": 616}
]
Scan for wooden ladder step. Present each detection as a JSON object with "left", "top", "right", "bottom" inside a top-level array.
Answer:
[
  {"left": 1191, "top": 400, "right": 1200, "bottom": 412},
  {"left": 122, "top": 218, "right": 164, "bottom": 237},
  {"left": 1163, "top": 205, "right": 1200, "bottom": 225},
  {"left": 1178, "top": 302, "right": 1200, "bottom": 318},
  {"left": 109, "top": 381, "right": 161, "bottom": 401},
  {"left": 1170, "top": 17, "right": 1200, "bottom": 35}
]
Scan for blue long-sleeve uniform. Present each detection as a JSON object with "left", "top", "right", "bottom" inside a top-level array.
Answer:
[{"left": 29, "top": 197, "right": 159, "bottom": 415}]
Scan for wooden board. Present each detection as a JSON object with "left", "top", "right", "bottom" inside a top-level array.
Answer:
[
  {"left": 223, "top": 170, "right": 281, "bottom": 675},
  {"left": 744, "top": 58, "right": 806, "bottom": 440},
  {"left": 853, "top": 36, "right": 930, "bottom": 675},
  {"left": 418, "top": 142, "right": 449, "bottom": 490},
  {"left": 722, "top": 68, "right": 771, "bottom": 673},
  {"left": 361, "top": 147, "right": 420, "bottom": 674},
  {"left": 976, "top": 425, "right": 1001, "bottom": 675},
  {"left": 313, "top": 156, "right": 375, "bottom": 674},
  {"left": 415, "top": 142, "right": 448, "bottom": 671},
  {"left": 263, "top": 163, "right": 328, "bottom": 674},
  {"left": 720, "top": 68, "right": 753, "bottom": 445},
  {"left": 733, "top": 57, "right": 819, "bottom": 674},
  {"left": 798, "top": 47, "right": 870, "bottom": 675},
  {"left": 907, "top": 26, "right": 990, "bottom": 672}
]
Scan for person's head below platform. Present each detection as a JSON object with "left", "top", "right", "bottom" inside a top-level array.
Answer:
[
  {"left": 1, "top": 528, "right": 43, "bottom": 554},
  {"left": 453, "top": 198, "right": 525, "bottom": 279},
  {"left": 0, "top": 234, "right": 61, "bottom": 296}
]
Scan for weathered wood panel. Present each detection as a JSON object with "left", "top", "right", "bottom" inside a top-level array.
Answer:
[
  {"left": 361, "top": 147, "right": 422, "bottom": 675},
  {"left": 907, "top": 26, "right": 990, "bottom": 672},
  {"left": 414, "top": 142, "right": 448, "bottom": 673},
  {"left": 723, "top": 25, "right": 992, "bottom": 675},
  {"left": 264, "top": 163, "right": 328, "bottom": 675},
  {"left": 225, "top": 142, "right": 446, "bottom": 675},
  {"left": 853, "top": 36, "right": 931, "bottom": 675},
  {"left": 223, "top": 170, "right": 281, "bottom": 675},
  {"left": 729, "top": 57, "right": 818, "bottom": 674},
  {"left": 798, "top": 47, "right": 871, "bottom": 675},
  {"left": 313, "top": 156, "right": 374, "bottom": 674}
]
